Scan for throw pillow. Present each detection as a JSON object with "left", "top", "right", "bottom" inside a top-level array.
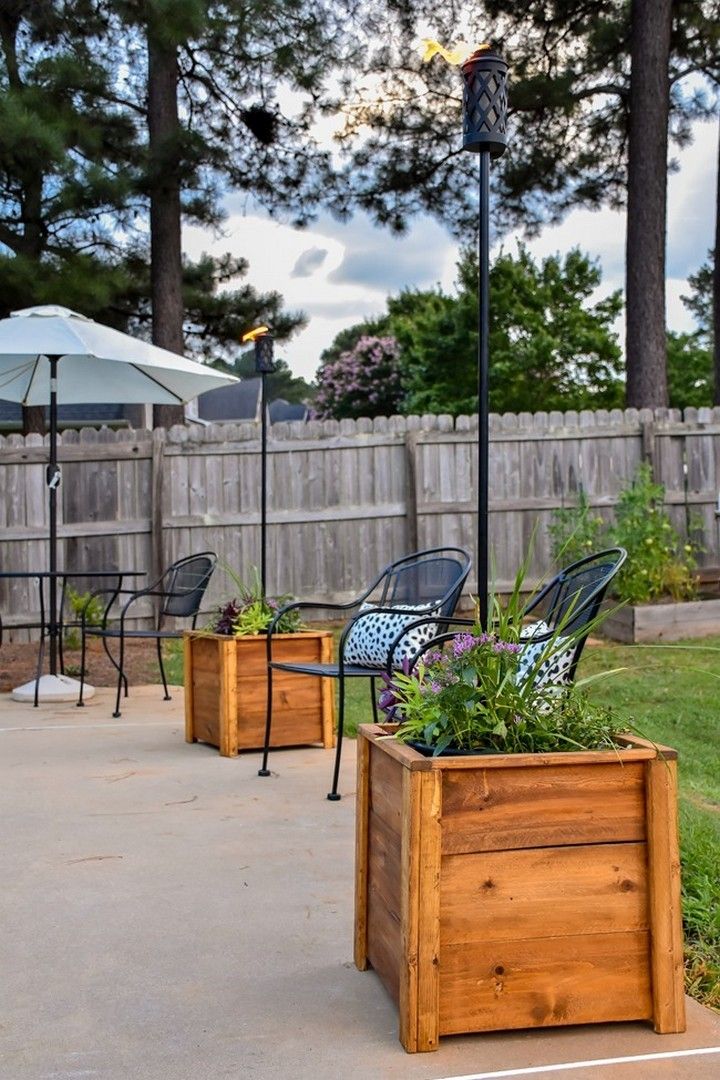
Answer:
[
  {"left": 517, "top": 619, "right": 577, "bottom": 688},
  {"left": 343, "top": 602, "right": 439, "bottom": 668}
]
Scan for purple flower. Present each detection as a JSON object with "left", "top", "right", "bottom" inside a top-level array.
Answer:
[{"left": 452, "top": 632, "right": 482, "bottom": 658}]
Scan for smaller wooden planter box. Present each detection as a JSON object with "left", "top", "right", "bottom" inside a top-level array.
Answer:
[
  {"left": 355, "top": 724, "right": 685, "bottom": 1053},
  {"left": 602, "top": 598, "right": 720, "bottom": 643},
  {"left": 184, "top": 631, "right": 335, "bottom": 756}
]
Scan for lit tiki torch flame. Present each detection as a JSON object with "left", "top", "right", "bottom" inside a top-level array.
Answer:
[{"left": 242, "top": 325, "right": 275, "bottom": 373}]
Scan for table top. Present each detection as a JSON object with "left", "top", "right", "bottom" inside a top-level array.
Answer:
[{"left": 0, "top": 570, "right": 145, "bottom": 579}]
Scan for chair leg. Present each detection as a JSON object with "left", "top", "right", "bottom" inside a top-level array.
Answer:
[
  {"left": 370, "top": 676, "right": 379, "bottom": 724},
  {"left": 258, "top": 664, "right": 273, "bottom": 777},
  {"left": 77, "top": 628, "right": 88, "bottom": 706},
  {"left": 327, "top": 675, "right": 346, "bottom": 801},
  {"left": 157, "top": 637, "right": 171, "bottom": 701},
  {"left": 113, "top": 632, "right": 126, "bottom": 718},
  {"left": 102, "top": 635, "right": 128, "bottom": 696}
]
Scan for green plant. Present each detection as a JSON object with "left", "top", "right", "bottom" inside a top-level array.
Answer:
[
  {"left": 548, "top": 488, "right": 604, "bottom": 565},
  {"left": 549, "top": 463, "right": 700, "bottom": 604},
  {"left": 610, "top": 463, "right": 698, "bottom": 604},
  {"left": 207, "top": 567, "right": 304, "bottom": 636},
  {"left": 381, "top": 558, "right": 627, "bottom": 755},
  {"left": 63, "top": 586, "right": 105, "bottom": 649}
]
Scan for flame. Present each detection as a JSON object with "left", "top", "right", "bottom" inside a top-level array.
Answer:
[
  {"left": 420, "top": 38, "right": 490, "bottom": 66},
  {"left": 241, "top": 325, "right": 270, "bottom": 343}
]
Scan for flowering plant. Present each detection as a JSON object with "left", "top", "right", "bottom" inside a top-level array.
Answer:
[
  {"left": 314, "top": 336, "right": 404, "bottom": 420},
  {"left": 207, "top": 567, "right": 304, "bottom": 636},
  {"left": 379, "top": 561, "right": 627, "bottom": 756}
]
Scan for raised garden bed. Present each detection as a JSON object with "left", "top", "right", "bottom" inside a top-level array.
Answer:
[
  {"left": 354, "top": 723, "right": 685, "bottom": 1053},
  {"left": 184, "top": 630, "right": 335, "bottom": 756},
  {"left": 601, "top": 597, "right": 720, "bottom": 643}
]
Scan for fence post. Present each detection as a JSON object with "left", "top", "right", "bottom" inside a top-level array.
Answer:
[{"left": 405, "top": 431, "right": 420, "bottom": 553}]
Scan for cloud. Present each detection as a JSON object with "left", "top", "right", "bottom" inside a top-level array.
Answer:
[{"left": 290, "top": 246, "right": 329, "bottom": 278}]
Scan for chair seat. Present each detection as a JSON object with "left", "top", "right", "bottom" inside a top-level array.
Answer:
[
  {"left": 269, "top": 660, "right": 386, "bottom": 678},
  {"left": 85, "top": 627, "right": 182, "bottom": 640}
]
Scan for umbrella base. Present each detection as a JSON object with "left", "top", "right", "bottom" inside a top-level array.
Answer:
[{"left": 11, "top": 674, "right": 95, "bottom": 704}]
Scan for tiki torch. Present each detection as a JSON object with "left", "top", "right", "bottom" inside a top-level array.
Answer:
[
  {"left": 242, "top": 325, "right": 275, "bottom": 598},
  {"left": 461, "top": 45, "right": 508, "bottom": 627}
]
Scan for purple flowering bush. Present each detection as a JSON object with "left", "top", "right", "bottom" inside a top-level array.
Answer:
[
  {"left": 314, "top": 336, "right": 404, "bottom": 420},
  {"left": 207, "top": 567, "right": 303, "bottom": 636}
]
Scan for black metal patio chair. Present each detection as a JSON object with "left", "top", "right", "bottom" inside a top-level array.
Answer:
[
  {"left": 77, "top": 552, "right": 217, "bottom": 717},
  {"left": 402, "top": 547, "right": 627, "bottom": 687},
  {"left": 258, "top": 546, "right": 472, "bottom": 800}
]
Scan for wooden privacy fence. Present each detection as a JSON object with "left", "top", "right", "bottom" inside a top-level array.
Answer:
[{"left": 1, "top": 406, "right": 719, "bottom": 636}]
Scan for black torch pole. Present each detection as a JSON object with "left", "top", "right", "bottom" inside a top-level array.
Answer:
[
  {"left": 477, "top": 152, "right": 490, "bottom": 629},
  {"left": 253, "top": 332, "right": 274, "bottom": 599},
  {"left": 260, "top": 367, "right": 268, "bottom": 598},
  {"left": 461, "top": 46, "right": 508, "bottom": 629}
]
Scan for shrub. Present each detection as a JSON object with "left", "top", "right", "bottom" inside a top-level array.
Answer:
[
  {"left": 549, "top": 463, "right": 699, "bottom": 604},
  {"left": 314, "top": 336, "right": 403, "bottom": 420}
]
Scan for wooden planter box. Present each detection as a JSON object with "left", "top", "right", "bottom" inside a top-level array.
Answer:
[
  {"left": 602, "top": 597, "right": 720, "bottom": 643},
  {"left": 184, "top": 631, "right": 335, "bottom": 756},
  {"left": 354, "top": 723, "right": 685, "bottom": 1053}
]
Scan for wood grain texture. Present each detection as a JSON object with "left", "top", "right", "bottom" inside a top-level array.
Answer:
[
  {"left": 184, "top": 631, "right": 335, "bottom": 755},
  {"left": 645, "top": 757, "right": 686, "bottom": 1033},
  {"left": 439, "top": 931, "right": 653, "bottom": 1035},
  {"left": 3, "top": 413, "right": 718, "bottom": 633},
  {"left": 354, "top": 727, "right": 684, "bottom": 1052},
  {"left": 441, "top": 763, "right": 647, "bottom": 854},
  {"left": 354, "top": 730, "right": 371, "bottom": 971},
  {"left": 440, "top": 843, "right": 648, "bottom": 944}
]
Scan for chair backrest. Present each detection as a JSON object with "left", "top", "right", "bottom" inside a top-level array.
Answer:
[
  {"left": 373, "top": 547, "right": 472, "bottom": 618},
  {"left": 521, "top": 547, "right": 626, "bottom": 682},
  {"left": 525, "top": 548, "right": 626, "bottom": 632},
  {"left": 161, "top": 552, "right": 217, "bottom": 620}
]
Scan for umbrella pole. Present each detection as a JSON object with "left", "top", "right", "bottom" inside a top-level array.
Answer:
[{"left": 48, "top": 356, "right": 59, "bottom": 676}]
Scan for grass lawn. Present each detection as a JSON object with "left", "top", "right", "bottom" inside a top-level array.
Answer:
[{"left": 166, "top": 631, "right": 720, "bottom": 1011}]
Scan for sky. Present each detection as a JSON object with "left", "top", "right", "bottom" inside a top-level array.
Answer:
[{"left": 184, "top": 117, "right": 717, "bottom": 382}]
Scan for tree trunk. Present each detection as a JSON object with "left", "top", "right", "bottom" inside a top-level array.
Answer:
[
  {"left": 21, "top": 405, "right": 45, "bottom": 436},
  {"left": 713, "top": 116, "right": 720, "bottom": 405},
  {"left": 625, "top": 0, "right": 672, "bottom": 408},
  {"left": 147, "top": 26, "right": 185, "bottom": 430}
]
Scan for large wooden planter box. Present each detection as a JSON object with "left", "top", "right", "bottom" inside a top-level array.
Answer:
[
  {"left": 354, "top": 723, "right": 685, "bottom": 1053},
  {"left": 602, "top": 597, "right": 720, "bottom": 643},
  {"left": 184, "top": 631, "right": 335, "bottom": 756}
]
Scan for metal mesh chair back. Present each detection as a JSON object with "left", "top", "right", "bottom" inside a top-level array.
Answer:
[
  {"left": 161, "top": 553, "right": 217, "bottom": 618},
  {"left": 527, "top": 548, "right": 626, "bottom": 635},
  {"left": 376, "top": 549, "right": 471, "bottom": 617}
]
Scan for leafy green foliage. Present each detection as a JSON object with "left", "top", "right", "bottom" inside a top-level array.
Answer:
[
  {"left": 611, "top": 464, "right": 699, "bottom": 603},
  {"left": 207, "top": 567, "right": 303, "bottom": 636},
  {"left": 549, "top": 464, "right": 699, "bottom": 603},
  {"left": 667, "top": 330, "right": 713, "bottom": 409},
  {"left": 66, "top": 587, "right": 105, "bottom": 628},
  {"left": 321, "top": 246, "right": 623, "bottom": 416},
  {"left": 548, "top": 489, "right": 606, "bottom": 566}
]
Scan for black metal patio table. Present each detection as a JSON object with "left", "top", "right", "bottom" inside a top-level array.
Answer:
[{"left": 0, "top": 569, "right": 144, "bottom": 706}]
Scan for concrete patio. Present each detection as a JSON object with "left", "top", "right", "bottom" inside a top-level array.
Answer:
[{"left": 1, "top": 686, "right": 719, "bottom": 1080}]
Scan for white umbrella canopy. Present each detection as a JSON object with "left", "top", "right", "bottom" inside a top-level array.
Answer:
[
  {"left": 0, "top": 305, "right": 237, "bottom": 405},
  {"left": 0, "top": 304, "right": 238, "bottom": 704}
]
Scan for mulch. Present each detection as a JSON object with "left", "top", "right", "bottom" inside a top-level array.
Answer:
[{"left": 0, "top": 639, "right": 163, "bottom": 694}]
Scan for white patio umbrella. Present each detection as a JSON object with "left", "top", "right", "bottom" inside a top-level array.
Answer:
[{"left": 0, "top": 305, "right": 238, "bottom": 702}]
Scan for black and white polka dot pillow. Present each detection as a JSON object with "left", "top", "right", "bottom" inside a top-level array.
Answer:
[
  {"left": 517, "top": 620, "right": 577, "bottom": 688},
  {"left": 343, "top": 603, "right": 439, "bottom": 668}
]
